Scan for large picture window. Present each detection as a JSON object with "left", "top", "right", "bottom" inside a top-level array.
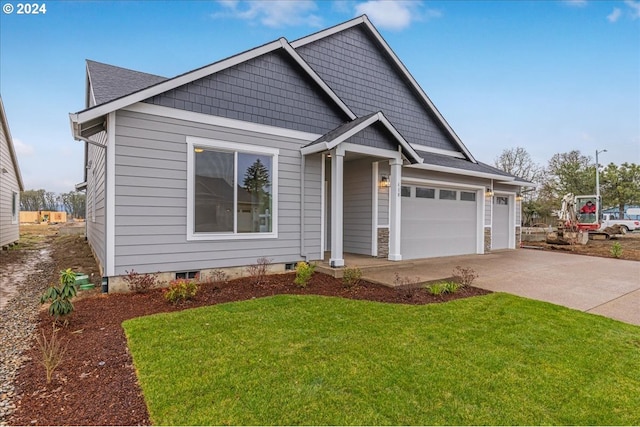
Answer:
[{"left": 187, "top": 137, "right": 278, "bottom": 240}]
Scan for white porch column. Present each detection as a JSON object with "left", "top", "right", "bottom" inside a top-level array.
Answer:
[
  {"left": 388, "top": 158, "right": 402, "bottom": 261},
  {"left": 330, "top": 148, "right": 345, "bottom": 267}
]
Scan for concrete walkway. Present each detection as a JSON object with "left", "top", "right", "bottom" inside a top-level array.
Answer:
[{"left": 352, "top": 250, "right": 640, "bottom": 326}]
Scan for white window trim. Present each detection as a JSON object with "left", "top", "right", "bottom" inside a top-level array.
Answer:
[
  {"left": 186, "top": 136, "right": 279, "bottom": 241},
  {"left": 11, "top": 191, "right": 18, "bottom": 224}
]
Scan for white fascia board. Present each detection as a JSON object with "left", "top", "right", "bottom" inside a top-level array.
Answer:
[
  {"left": 407, "top": 162, "right": 516, "bottom": 181},
  {"left": 341, "top": 142, "right": 402, "bottom": 160},
  {"left": 376, "top": 112, "right": 422, "bottom": 163},
  {"left": 282, "top": 42, "right": 356, "bottom": 120},
  {"left": 411, "top": 143, "right": 466, "bottom": 159},
  {"left": 360, "top": 16, "right": 477, "bottom": 163},
  {"left": 290, "top": 16, "right": 366, "bottom": 48},
  {"left": 124, "top": 103, "right": 321, "bottom": 142},
  {"left": 300, "top": 142, "right": 329, "bottom": 155},
  {"left": 496, "top": 179, "right": 536, "bottom": 188},
  {"left": 72, "top": 40, "right": 284, "bottom": 124}
]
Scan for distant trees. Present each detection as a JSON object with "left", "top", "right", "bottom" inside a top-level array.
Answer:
[
  {"left": 494, "top": 148, "right": 640, "bottom": 225},
  {"left": 20, "top": 189, "right": 86, "bottom": 219},
  {"left": 601, "top": 163, "right": 640, "bottom": 217}
]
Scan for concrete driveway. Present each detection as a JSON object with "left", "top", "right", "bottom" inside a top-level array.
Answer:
[{"left": 361, "top": 249, "right": 640, "bottom": 326}]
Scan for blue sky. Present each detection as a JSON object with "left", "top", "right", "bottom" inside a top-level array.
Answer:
[{"left": 1, "top": 0, "right": 638, "bottom": 194}]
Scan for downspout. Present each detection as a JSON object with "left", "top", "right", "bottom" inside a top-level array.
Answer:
[{"left": 299, "top": 153, "right": 306, "bottom": 259}]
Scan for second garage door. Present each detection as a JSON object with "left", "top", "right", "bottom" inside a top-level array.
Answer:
[{"left": 401, "top": 185, "right": 479, "bottom": 260}]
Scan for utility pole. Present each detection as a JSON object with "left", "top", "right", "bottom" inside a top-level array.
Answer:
[{"left": 595, "top": 149, "right": 607, "bottom": 202}]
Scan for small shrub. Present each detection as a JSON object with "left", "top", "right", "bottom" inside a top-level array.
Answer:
[
  {"left": 394, "top": 273, "right": 422, "bottom": 298},
  {"left": 452, "top": 266, "right": 478, "bottom": 287},
  {"left": 123, "top": 269, "right": 157, "bottom": 293},
  {"left": 342, "top": 266, "right": 362, "bottom": 288},
  {"left": 245, "top": 257, "right": 273, "bottom": 286},
  {"left": 611, "top": 242, "right": 623, "bottom": 258},
  {"left": 426, "top": 281, "right": 461, "bottom": 295},
  {"left": 205, "top": 269, "right": 229, "bottom": 289},
  {"left": 294, "top": 261, "right": 315, "bottom": 288},
  {"left": 36, "top": 324, "right": 67, "bottom": 384},
  {"left": 164, "top": 279, "right": 199, "bottom": 304},
  {"left": 40, "top": 268, "right": 78, "bottom": 325}
]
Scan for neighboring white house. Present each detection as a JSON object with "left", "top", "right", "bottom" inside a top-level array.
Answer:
[
  {"left": 70, "top": 16, "right": 531, "bottom": 291},
  {"left": 0, "top": 96, "right": 24, "bottom": 248}
]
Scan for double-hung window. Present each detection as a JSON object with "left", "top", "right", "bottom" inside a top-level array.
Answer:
[{"left": 187, "top": 137, "right": 278, "bottom": 240}]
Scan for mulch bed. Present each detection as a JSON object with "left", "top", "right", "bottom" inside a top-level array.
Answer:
[{"left": 10, "top": 272, "right": 489, "bottom": 426}]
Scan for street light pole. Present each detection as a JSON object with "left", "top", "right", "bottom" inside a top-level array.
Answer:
[{"left": 595, "top": 149, "right": 607, "bottom": 201}]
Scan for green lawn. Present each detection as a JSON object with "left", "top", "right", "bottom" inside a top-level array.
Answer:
[{"left": 123, "top": 293, "right": 640, "bottom": 425}]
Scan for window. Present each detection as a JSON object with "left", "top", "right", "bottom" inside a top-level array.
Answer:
[
  {"left": 460, "top": 191, "right": 476, "bottom": 202},
  {"left": 439, "top": 189, "right": 457, "bottom": 200},
  {"left": 416, "top": 187, "right": 435, "bottom": 199},
  {"left": 495, "top": 196, "right": 509, "bottom": 205},
  {"left": 401, "top": 186, "right": 411, "bottom": 197},
  {"left": 11, "top": 191, "right": 18, "bottom": 224},
  {"left": 187, "top": 137, "right": 278, "bottom": 240}
]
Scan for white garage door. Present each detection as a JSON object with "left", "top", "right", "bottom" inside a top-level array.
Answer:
[
  {"left": 493, "top": 196, "right": 510, "bottom": 250},
  {"left": 401, "top": 185, "right": 478, "bottom": 259}
]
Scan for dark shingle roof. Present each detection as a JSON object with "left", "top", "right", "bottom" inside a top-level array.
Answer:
[
  {"left": 304, "top": 112, "right": 378, "bottom": 147},
  {"left": 87, "top": 60, "right": 167, "bottom": 105},
  {"left": 416, "top": 150, "right": 515, "bottom": 178}
]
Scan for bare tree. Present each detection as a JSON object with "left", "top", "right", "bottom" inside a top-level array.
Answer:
[{"left": 494, "top": 147, "right": 542, "bottom": 183}]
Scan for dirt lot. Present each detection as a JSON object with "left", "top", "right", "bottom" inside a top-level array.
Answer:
[{"left": 523, "top": 231, "right": 640, "bottom": 261}]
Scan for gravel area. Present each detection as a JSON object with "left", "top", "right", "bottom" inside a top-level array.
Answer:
[{"left": 0, "top": 251, "right": 54, "bottom": 425}]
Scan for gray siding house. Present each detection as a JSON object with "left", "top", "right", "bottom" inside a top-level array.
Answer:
[
  {"left": 70, "top": 16, "right": 528, "bottom": 291},
  {"left": 0, "top": 97, "right": 24, "bottom": 248}
]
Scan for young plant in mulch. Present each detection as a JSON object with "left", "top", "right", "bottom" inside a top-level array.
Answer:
[
  {"left": 342, "top": 266, "right": 363, "bottom": 288},
  {"left": 40, "top": 268, "right": 78, "bottom": 325},
  {"left": 294, "top": 261, "right": 315, "bottom": 288},
  {"left": 610, "top": 242, "right": 623, "bottom": 259},
  {"left": 451, "top": 265, "right": 478, "bottom": 288},
  {"left": 425, "top": 281, "right": 461, "bottom": 296},
  {"left": 35, "top": 324, "right": 68, "bottom": 384},
  {"left": 245, "top": 257, "right": 273, "bottom": 286},
  {"left": 163, "top": 278, "right": 199, "bottom": 304},
  {"left": 123, "top": 269, "right": 157, "bottom": 293},
  {"left": 203, "top": 269, "right": 229, "bottom": 290},
  {"left": 394, "top": 272, "right": 421, "bottom": 299}
]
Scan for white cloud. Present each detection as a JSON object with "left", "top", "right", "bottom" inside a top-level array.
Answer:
[
  {"left": 215, "top": 0, "right": 322, "bottom": 28},
  {"left": 563, "top": 0, "right": 588, "bottom": 7},
  {"left": 13, "top": 138, "right": 34, "bottom": 156},
  {"left": 607, "top": 7, "right": 622, "bottom": 22},
  {"left": 624, "top": 0, "right": 640, "bottom": 19},
  {"left": 354, "top": 1, "right": 436, "bottom": 30}
]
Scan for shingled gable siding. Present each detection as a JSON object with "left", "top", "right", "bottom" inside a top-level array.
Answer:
[
  {"left": 112, "top": 109, "right": 320, "bottom": 275},
  {"left": 348, "top": 122, "right": 397, "bottom": 151},
  {"left": 144, "top": 50, "right": 345, "bottom": 135},
  {"left": 296, "top": 25, "right": 458, "bottom": 152},
  {"left": 85, "top": 133, "right": 107, "bottom": 273}
]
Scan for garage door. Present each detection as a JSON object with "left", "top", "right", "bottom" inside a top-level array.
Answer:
[
  {"left": 401, "top": 185, "right": 478, "bottom": 259},
  {"left": 493, "top": 196, "right": 510, "bottom": 250}
]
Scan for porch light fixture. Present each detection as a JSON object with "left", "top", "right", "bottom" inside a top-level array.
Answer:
[
  {"left": 379, "top": 175, "right": 390, "bottom": 188},
  {"left": 516, "top": 193, "right": 523, "bottom": 201},
  {"left": 194, "top": 148, "right": 204, "bottom": 153},
  {"left": 485, "top": 188, "right": 494, "bottom": 197}
]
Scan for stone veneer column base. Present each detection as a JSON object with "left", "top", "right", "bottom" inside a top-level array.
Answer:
[
  {"left": 377, "top": 227, "right": 389, "bottom": 258},
  {"left": 484, "top": 227, "right": 492, "bottom": 253}
]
